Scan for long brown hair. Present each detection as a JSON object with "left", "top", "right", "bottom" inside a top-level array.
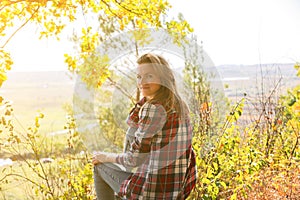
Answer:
[{"left": 137, "top": 53, "right": 188, "bottom": 117}]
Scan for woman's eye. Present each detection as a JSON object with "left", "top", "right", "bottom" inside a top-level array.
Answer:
[
  {"left": 146, "top": 74, "right": 153, "bottom": 79},
  {"left": 137, "top": 75, "right": 141, "bottom": 79}
]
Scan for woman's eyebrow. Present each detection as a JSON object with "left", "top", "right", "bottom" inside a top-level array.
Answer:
[{"left": 136, "top": 72, "right": 153, "bottom": 76}]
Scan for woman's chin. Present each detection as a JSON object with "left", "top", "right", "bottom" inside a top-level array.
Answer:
[{"left": 141, "top": 91, "right": 149, "bottom": 97}]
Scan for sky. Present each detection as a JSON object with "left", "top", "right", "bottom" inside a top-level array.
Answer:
[{"left": 5, "top": 0, "right": 300, "bottom": 71}]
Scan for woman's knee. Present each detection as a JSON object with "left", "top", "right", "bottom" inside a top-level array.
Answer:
[{"left": 93, "top": 163, "right": 104, "bottom": 177}]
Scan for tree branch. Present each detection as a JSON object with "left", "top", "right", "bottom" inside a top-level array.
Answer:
[
  {"left": 253, "top": 77, "right": 283, "bottom": 131},
  {"left": 114, "top": 0, "right": 142, "bottom": 16},
  {"left": 1, "top": 6, "right": 40, "bottom": 48},
  {"left": 107, "top": 77, "right": 135, "bottom": 104},
  {"left": 100, "top": 0, "right": 120, "bottom": 18}
]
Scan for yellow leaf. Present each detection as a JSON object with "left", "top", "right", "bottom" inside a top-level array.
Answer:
[
  {"left": 220, "top": 181, "right": 227, "bottom": 189},
  {"left": 230, "top": 193, "right": 237, "bottom": 200},
  {"left": 0, "top": 71, "right": 7, "bottom": 87},
  {"left": 202, "top": 178, "right": 210, "bottom": 185}
]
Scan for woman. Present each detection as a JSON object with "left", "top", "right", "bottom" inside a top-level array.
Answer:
[{"left": 93, "top": 53, "right": 197, "bottom": 199}]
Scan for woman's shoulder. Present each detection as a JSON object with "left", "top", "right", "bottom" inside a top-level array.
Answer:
[
  {"left": 141, "top": 101, "right": 164, "bottom": 111},
  {"left": 140, "top": 101, "right": 167, "bottom": 118}
]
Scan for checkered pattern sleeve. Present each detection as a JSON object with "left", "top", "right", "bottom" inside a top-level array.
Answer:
[{"left": 116, "top": 102, "right": 167, "bottom": 167}]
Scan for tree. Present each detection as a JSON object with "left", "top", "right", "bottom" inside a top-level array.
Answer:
[
  {"left": 0, "top": 0, "right": 75, "bottom": 86},
  {"left": 0, "top": 1, "right": 194, "bottom": 198},
  {"left": 0, "top": 0, "right": 193, "bottom": 88}
]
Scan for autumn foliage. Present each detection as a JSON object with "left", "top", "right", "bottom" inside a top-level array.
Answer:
[{"left": 0, "top": 0, "right": 299, "bottom": 199}]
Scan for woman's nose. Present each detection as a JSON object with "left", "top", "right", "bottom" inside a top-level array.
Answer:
[{"left": 138, "top": 77, "right": 147, "bottom": 85}]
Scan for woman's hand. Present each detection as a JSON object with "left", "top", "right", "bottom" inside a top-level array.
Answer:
[
  {"left": 92, "top": 152, "right": 102, "bottom": 165},
  {"left": 92, "top": 152, "right": 118, "bottom": 165}
]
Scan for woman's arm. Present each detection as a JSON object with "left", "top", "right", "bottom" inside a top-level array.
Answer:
[
  {"left": 92, "top": 152, "right": 118, "bottom": 165},
  {"left": 116, "top": 103, "right": 167, "bottom": 167},
  {"left": 92, "top": 103, "right": 166, "bottom": 167}
]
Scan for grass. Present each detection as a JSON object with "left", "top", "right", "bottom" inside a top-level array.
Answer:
[
  {"left": 0, "top": 72, "right": 76, "bottom": 199},
  {"left": 1, "top": 155, "right": 92, "bottom": 200},
  {"left": 1, "top": 71, "right": 74, "bottom": 135}
]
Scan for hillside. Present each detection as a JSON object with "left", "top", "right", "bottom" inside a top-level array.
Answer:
[
  {"left": 0, "top": 71, "right": 75, "bottom": 134},
  {"left": 217, "top": 63, "right": 299, "bottom": 98},
  {"left": 0, "top": 64, "right": 298, "bottom": 132}
]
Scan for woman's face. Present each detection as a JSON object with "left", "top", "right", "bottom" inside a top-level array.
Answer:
[{"left": 137, "top": 64, "right": 161, "bottom": 100}]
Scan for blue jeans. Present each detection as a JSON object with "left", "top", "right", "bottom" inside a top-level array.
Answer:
[{"left": 93, "top": 163, "right": 132, "bottom": 200}]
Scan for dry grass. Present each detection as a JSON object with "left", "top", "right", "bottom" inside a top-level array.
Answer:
[{"left": 243, "top": 166, "right": 300, "bottom": 200}]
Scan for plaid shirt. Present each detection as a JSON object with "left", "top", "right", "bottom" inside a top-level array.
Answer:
[{"left": 116, "top": 98, "right": 197, "bottom": 199}]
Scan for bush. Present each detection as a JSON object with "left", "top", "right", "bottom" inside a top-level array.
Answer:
[{"left": 188, "top": 64, "right": 300, "bottom": 199}]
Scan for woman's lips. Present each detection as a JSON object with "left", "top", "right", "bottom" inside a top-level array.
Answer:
[{"left": 140, "top": 86, "right": 150, "bottom": 90}]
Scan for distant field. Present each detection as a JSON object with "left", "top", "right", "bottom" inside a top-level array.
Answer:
[
  {"left": 0, "top": 64, "right": 298, "bottom": 134},
  {"left": 218, "top": 63, "right": 299, "bottom": 99},
  {"left": 0, "top": 71, "right": 75, "bottom": 135},
  {"left": 0, "top": 71, "right": 84, "bottom": 199}
]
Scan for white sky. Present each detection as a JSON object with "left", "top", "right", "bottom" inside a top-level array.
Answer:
[{"left": 5, "top": 0, "right": 300, "bottom": 71}]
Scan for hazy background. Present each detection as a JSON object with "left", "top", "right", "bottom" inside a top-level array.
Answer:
[{"left": 1, "top": 0, "right": 299, "bottom": 145}]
